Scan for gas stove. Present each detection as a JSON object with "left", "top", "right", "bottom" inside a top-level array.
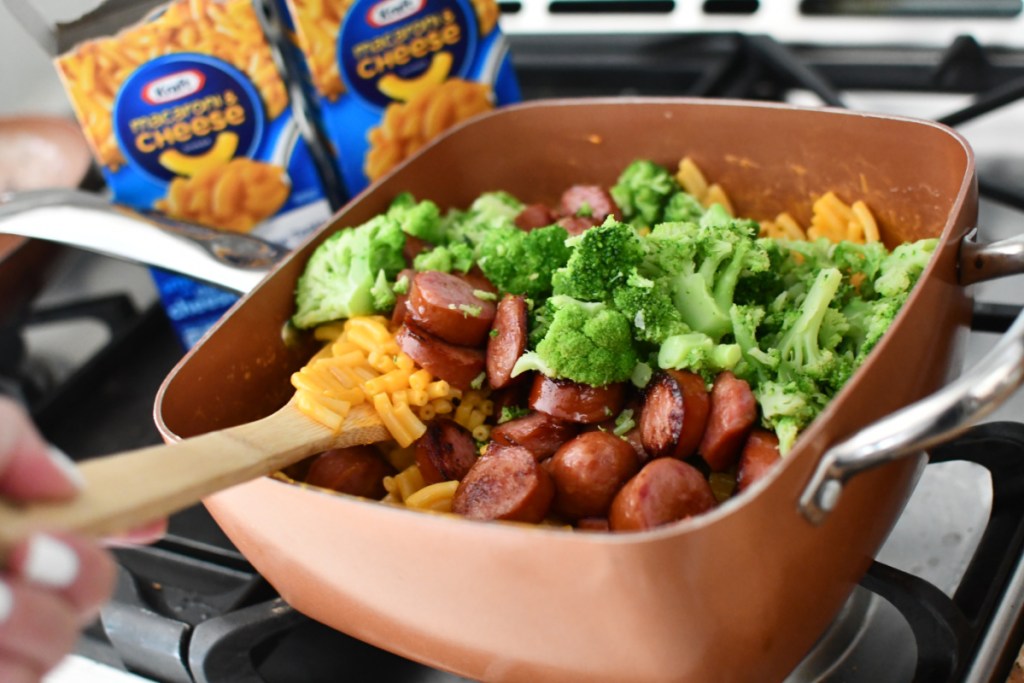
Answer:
[{"left": 7, "top": 2, "right": 1024, "bottom": 682}]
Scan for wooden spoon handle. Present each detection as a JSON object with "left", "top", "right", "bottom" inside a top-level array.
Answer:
[{"left": 0, "top": 403, "right": 387, "bottom": 562}]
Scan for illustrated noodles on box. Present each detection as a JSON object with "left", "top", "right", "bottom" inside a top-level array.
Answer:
[
  {"left": 51, "top": 0, "right": 342, "bottom": 347},
  {"left": 279, "top": 0, "right": 521, "bottom": 195}
]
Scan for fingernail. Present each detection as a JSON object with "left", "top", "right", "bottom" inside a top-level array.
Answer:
[
  {"left": 46, "top": 445, "right": 86, "bottom": 491},
  {"left": 0, "top": 579, "right": 12, "bottom": 623},
  {"left": 23, "top": 534, "right": 80, "bottom": 589}
]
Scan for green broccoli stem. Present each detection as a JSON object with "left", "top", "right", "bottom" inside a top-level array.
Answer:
[{"left": 778, "top": 267, "right": 843, "bottom": 374}]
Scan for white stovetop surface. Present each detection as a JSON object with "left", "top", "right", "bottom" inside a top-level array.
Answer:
[{"left": 46, "top": 655, "right": 154, "bottom": 683}]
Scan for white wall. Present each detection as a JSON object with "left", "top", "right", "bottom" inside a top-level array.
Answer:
[{"left": 0, "top": 1, "right": 100, "bottom": 115}]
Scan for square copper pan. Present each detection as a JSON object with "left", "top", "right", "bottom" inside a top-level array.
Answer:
[{"left": 155, "top": 98, "right": 975, "bottom": 683}]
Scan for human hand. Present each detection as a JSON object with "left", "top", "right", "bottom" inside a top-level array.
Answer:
[{"left": 0, "top": 397, "right": 122, "bottom": 682}]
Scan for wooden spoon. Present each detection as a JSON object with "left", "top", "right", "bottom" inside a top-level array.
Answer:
[{"left": 0, "top": 401, "right": 388, "bottom": 560}]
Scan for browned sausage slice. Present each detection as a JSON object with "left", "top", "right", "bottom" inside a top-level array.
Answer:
[
  {"left": 390, "top": 269, "right": 414, "bottom": 328},
  {"left": 305, "top": 447, "right": 395, "bottom": 499},
  {"left": 529, "top": 375, "right": 625, "bottom": 424},
  {"left": 407, "top": 270, "right": 496, "bottom": 346},
  {"left": 515, "top": 203, "right": 557, "bottom": 231},
  {"left": 699, "top": 371, "right": 758, "bottom": 472},
  {"left": 559, "top": 185, "right": 620, "bottom": 223},
  {"left": 458, "top": 267, "right": 498, "bottom": 295},
  {"left": 415, "top": 419, "right": 478, "bottom": 484},
  {"left": 576, "top": 517, "right": 610, "bottom": 532},
  {"left": 490, "top": 410, "right": 579, "bottom": 461},
  {"left": 609, "top": 458, "right": 716, "bottom": 532},
  {"left": 395, "top": 324, "right": 485, "bottom": 390},
  {"left": 487, "top": 294, "right": 528, "bottom": 390},
  {"left": 639, "top": 370, "right": 710, "bottom": 460},
  {"left": 403, "top": 235, "right": 433, "bottom": 266},
  {"left": 736, "top": 429, "right": 781, "bottom": 493},
  {"left": 549, "top": 431, "right": 640, "bottom": 520},
  {"left": 620, "top": 426, "right": 649, "bottom": 464},
  {"left": 557, "top": 215, "right": 599, "bottom": 236},
  {"left": 452, "top": 445, "right": 554, "bottom": 523}
]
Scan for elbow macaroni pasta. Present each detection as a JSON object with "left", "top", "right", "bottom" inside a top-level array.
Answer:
[
  {"left": 292, "top": 316, "right": 458, "bottom": 447},
  {"left": 678, "top": 156, "right": 880, "bottom": 245}
]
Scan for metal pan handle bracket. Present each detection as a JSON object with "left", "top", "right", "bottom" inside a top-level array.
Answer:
[
  {"left": 0, "top": 189, "right": 287, "bottom": 294},
  {"left": 800, "top": 228, "right": 1024, "bottom": 524}
]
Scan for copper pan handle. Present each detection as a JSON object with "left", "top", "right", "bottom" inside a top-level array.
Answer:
[
  {"left": 0, "top": 189, "right": 286, "bottom": 294},
  {"left": 800, "top": 228, "right": 1024, "bottom": 524}
]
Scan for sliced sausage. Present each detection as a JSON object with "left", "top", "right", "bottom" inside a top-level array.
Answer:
[
  {"left": 305, "top": 446, "right": 395, "bottom": 499},
  {"left": 415, "top": 419, "right": 478, "bottom": 484},
  {"left": 490, "top": 410, "right": 580, "bottom": 461},
  {"left": 395, "top": 323, "right": 485, "bottom": 390},
  {"left": 529, "top": 375, "right": 626, "bottom": 424},
  {"left": 737, "top": 429, "right": 781, "bottom": 493},
  {"left": 515, "top": 203, "right": 557, "bottom": 231},
  {"left": 390, "top": 268, "right": 415, "bottom": 327},
  {"left": 490, "top": 379, "right": 532, "bottom": 421},
  {"left": 621, "top": 426, "right": 649, "bottom": 464},
  {"left": 487, "top": 294, "right": 528, "bottom": 390},
  {"left": 640, "top": 370, "right": 710, "bottom": 461},
  {"left": 407, "top": 270, "right": 496, "bottom": 346},
  {"left": 391, "top": 295, "right": 408, "bottom": 328},
  {"left": 699, "top": 371, "right": 759, "bottom": 472},
  {"left": 549, "top": 431, "right": 640, "bottom": 520},
  {"left": 403, "top": 235, "right": 433, "bottom": 266},
  {"left": 458, "top": 266, "right": 498, "bottom": 295},
  {"left": 452, "top": 445, "right": 554, "bottom": 523},
  {"left": 609, "top": 458, "right": 716, "bottom": 532},
  {"left": 559, "top": 185, "right": 620, "bottom": 223},
  {"left": 576, "top": 517, "right": 610, "bottom": 532},
  {"left": 557, "top": 214, "right": 599, "bottom": 236}
]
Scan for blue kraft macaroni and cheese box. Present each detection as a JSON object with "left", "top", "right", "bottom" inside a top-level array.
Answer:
[
  {"left": 54, "top": 0, "right": 342, "bottom": 347},
  {"left": 277, "top": 0, "right": 521, "bottom": 196}
]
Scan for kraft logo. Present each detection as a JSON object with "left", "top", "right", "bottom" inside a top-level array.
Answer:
[
  {"left": 366, "top": 0, "right": 424, "bottom": 27},
  {"left": 141, "top": 69, "right": 206, "bottom": 105}
]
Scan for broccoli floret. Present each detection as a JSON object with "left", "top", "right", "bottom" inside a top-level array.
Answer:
[
  {"left": 293, "top": 215, "right": 406, "bottom": 328},
  {"left": 874, "top": 239, "right": 938, "bottom": 297},
  {"left": 729, "top": 304, "right": 780, "bottom": 385},
  {"left": 511, "top": 296, "right": 638, "bottom": 386},
  {"left": 387, "top": 193, "right": 444, "bottom": 245},
  {"left": 775, "top": 267, "right": 844, "bottom": 381},
  {"left": 477, "top": 224, "right": 571, "bottom": 298},
  {"left": 443, "top": 191, "right": 524, "bottom": 249},
  {"left": 412, "top": 243, "right": 475, "bottom": 273},
  {"left": 653, "top": 205, "right": 769, "bottom": 341},
  {"left": 370, "top": 270, "right": 396, "bottom": 311},
  {"left": 755, "top": 380, "right": 826, "bottom": 455},
  {"left": 610, "top": 159, "right": 680, "bottom": 228},
  {"left": 393, "top": 271, "right": 410, "bottom": 295},
  {"left": 551, "top": 219, "right": 644, "bottom": 302},
  {"left": 842, "top": 296, "right": 905, "bottom": 361},
  {"left": 612, "top": 408, "right": 636, "bottom": 436},
  {"left": 611, "top": 271, "right": 689, "bottom": 344},
  {"left": 732, "top": 238, "right": 804, "bottom": 308},
  {"left": 663, "top": 191, "right": 705, "bottom": 223},
  {"left": 631, "top": 361, "right": 654, "bottom": 388},
  {"left": 657, "top": 331, "right": 742, "bottom": 381},
  {"left": 498, "top": 405, "right": 530, "bottom": 424}
]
